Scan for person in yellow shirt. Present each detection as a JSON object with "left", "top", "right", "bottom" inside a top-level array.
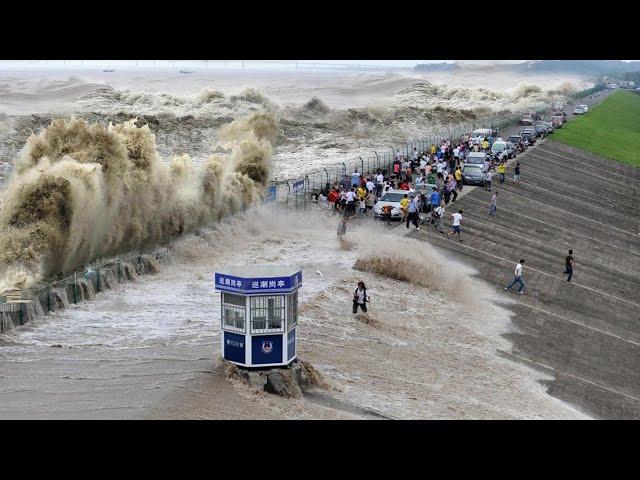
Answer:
[
  {"left": 430, "top": 144, "right": 436, "bottom": 155},
  {"left": 481, "top": 138, "right": 489, "bottom": 151},
  {"left": 357, "top": 185, "right": 367, "bottom": 200},
  {"left": 454, "top": 166, "right": 463, "bottom": 191},
  {"left": 399, "top": 193, "right": 410, "bottom": 222},
  {"left": 497, "top": 162, "right": 506, "bottom": 184}
]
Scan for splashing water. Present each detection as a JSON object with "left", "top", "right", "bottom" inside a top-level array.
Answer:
[{"left": 0, "top": 112, "right": 278, "bottom": 291}]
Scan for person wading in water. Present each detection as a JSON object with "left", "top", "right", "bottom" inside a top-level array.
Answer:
[{"left": 353, "top": 281, "right": 370, "bottom": 314}]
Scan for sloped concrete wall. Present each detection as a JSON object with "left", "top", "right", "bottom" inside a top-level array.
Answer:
[{"left": 411, "top": 140, "right": 640, "bottom": 418}]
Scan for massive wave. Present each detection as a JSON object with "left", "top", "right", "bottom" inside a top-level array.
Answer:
[{"left": 0, "top": 112, "right": 278, "bottom": 291}]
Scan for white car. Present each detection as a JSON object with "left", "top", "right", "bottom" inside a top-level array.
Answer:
[
  {"left": 373, "top": 189, "right": 412, "bottom": 220},
  {"left": 573, "top": 106, "right": 587, "bottom": 115},
  {"left": 470, "top": 128, "right": 494, "bottom": 145},
  {"left": 579, "top": 104, "right": 588, "bottom": 112}
]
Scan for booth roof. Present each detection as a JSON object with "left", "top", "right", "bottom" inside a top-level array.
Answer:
[{"left": 218, "top": 264, "right": 301, "bottom": 279}]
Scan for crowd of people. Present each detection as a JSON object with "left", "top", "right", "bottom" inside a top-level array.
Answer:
[
  {"left": 333, "top": 127, "right": 579, "bottom": 308},
  {"left": 312, "top": 134, "right": 518, "bottom": 239}
]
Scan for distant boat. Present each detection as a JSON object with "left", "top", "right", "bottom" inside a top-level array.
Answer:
[
  {"left": 179, "top": 70, "right": 193, "bottom": 74},
  {"left": 103, "top": 69, "right": 115, "bottom": 72}
]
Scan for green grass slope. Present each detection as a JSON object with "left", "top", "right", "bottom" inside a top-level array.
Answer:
[{"left": 553, "top": 91, "right": 640, "bottom": 167}]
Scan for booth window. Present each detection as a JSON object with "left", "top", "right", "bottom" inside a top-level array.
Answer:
[
  {"left": 287, "top": 290, "right": 298, "bottom": 330},
  {"left": 222, "top": 293, "right": 245, "bottom": 332},
  {"left": 250, "top": 296, "right": 285, "bottom": 333}
]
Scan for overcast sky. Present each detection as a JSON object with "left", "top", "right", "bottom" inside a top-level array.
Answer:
[{"left": 0, "top": 60, "right": 635, "bottom": 71}]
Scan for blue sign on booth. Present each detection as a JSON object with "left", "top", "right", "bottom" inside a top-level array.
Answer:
[
  {"left": 215, "top": 271, "right": 302, "bottom": 295},
  {"left": 252, "top": 335, "right": 283, "bottom": 366},
  {"left": 224, "top": 331, "right": 246, "bottom": 364}
]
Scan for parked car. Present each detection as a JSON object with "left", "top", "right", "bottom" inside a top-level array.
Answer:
[
  {"left": 508, "top": 135, "right": 526, "bottom": 151},
  {"left": 461, "top": 164, "right": 486, "bottom": 186},
  {"left": 534, "top": 123, "right": 548, "bottom": 137},
  {"left": 372, "top": 190, "right": 410, "bottom": 220},
  {"left": 464, "top": 152, "right": 487, "bottom": 165},
  {"left": 519, "top": 115, "right": 534, "bottom": 126},
  {"left": 551, "top": 113, "right": 564, "bottom": 128},
  {"left": 573, "top": 105, "right": 587, "bottom": 115},
  {"left": 579, "top": 104, "right": 588, "bottom": 112},
  {"left": 520, "top": 129, "right": 536, "bottom": 145},
  {"left": 470, "top": 128, "right": 496, "bottom": 144},
  {"left": 491, "top": 139, "right": 517, "bottom": 160}
]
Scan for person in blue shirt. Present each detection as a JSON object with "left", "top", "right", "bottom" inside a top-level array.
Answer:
[
  {"left": 429, "top": 187, "right": 441, "bottom": 214},
  {"left": 405, "top": 196, "right": 420, "bottom": 230},
  {"left": 351, "top": 170, "right": 360, "bottom": 187}
]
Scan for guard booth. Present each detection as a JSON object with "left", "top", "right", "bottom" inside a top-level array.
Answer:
[{"left": 215, "top": 265, "right": 301, "bottom": 368}]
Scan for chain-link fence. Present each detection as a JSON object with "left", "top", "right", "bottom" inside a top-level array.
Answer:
[{"left": 271, "top": 101, "right": 552, "bottom": 207}]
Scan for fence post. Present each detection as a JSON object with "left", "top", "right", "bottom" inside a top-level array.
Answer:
[
  {"left": 97, "top": 268, "right": 101, "bottom": 293},
  {"left": 374, "top": 151, "right": 379, "bottom": 171},
  {"left": 47, "top": 286, "right": 51, "bottom": 312},
  {"left": 359, "top": 157, "right": 364, "bottom": 174}
]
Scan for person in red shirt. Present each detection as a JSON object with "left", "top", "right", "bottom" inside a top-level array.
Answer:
[{"left": 327, "top": 188, "right": 340, "bottom": 211}]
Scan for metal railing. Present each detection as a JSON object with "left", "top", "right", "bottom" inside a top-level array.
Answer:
[{"left": 272, "top": 102, "right": 552, "bottom": 206}]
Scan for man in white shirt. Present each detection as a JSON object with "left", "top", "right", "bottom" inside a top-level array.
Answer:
[
  {"left": 504, "top": 259, "right": 526, "bottom": 294},
  {"left": 345, "top": 188, "right": 357, "bottom": 217},
  {"left": 366, "top": 178, "right": 375, "bottom": 193},
  {"left": 375, "top": 172, "right": 384, "bottom": 197},
  {"left": 446, "top": 209, "right": 464, "bottom": 241},
  {"left": 412, "top": 148, "right": 419, "bottom": 161}
]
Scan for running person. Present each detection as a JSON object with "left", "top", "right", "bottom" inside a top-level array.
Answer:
[
  {"left": 513, "top": 162, "right": 521, "bottom": 183},
  {"left": 504, "top": 259, "right": 525, "bottom": 294},
  {"left": 446, "top": 209, "right": 464, "bottom": 241},
  {"left": 563, "top": 249, "right": 574, "bottom": 282},
  {"left": 489, "top": 191, "right": 498, "bottom": 216}
]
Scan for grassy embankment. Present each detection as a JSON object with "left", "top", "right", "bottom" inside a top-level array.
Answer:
[{"left": 553, "top": 90, "right": 640, "bottom": 167}]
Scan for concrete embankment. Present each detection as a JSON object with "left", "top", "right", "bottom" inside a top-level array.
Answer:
[
  {"left": 0, "top": 253, "right": 166, "bottom": 334},
  {"left": 410, "top": 140, "right": 640, "bottom": 419}
]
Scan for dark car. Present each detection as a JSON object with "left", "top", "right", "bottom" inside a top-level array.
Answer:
[
  {"left": 520, "top": 129, "right": 536, "bottom": 145},
  {"left": 534, "top": 124, "right": 547, "bottom": 137},
  {"left": 461, "top": 164, "right": 485, "bottom": 186}
]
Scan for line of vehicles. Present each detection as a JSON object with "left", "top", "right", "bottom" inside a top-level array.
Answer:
[{"left": 370, "top": 99, "right": 588, "bottom": 220}]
